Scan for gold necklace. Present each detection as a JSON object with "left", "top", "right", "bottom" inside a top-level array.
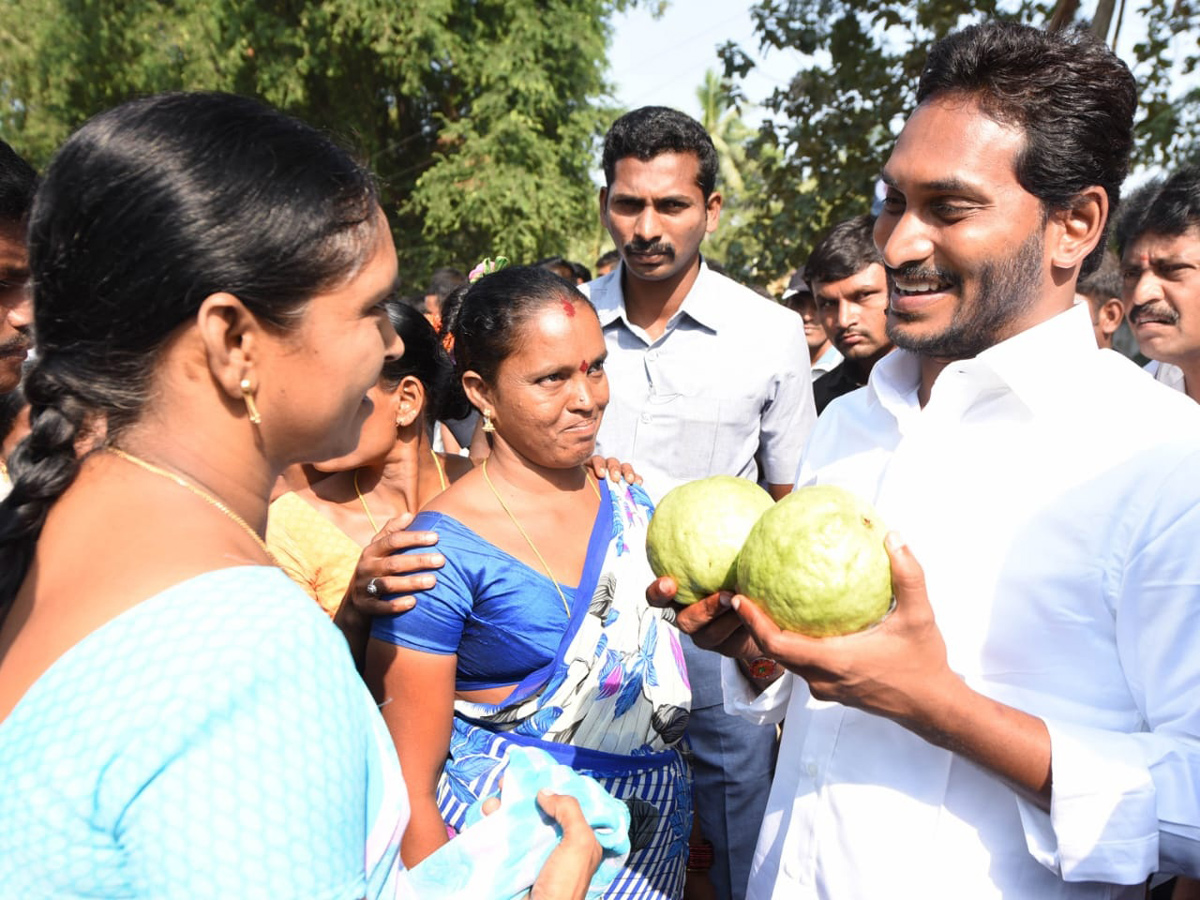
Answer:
[
  {"left": 480, "top": 457, "right": 600, "bottom": 618},
  {"left": 107, "top": 447, "right": 274, "bottom": 562},
  {"left": 431, "top": 447, "right": 447, "bottom": 492},
  {"left": 353, "top": 468, "right": 380, "bottom": 533},
  {"left": 434, "top": 448, "right": 448, "bottom": 489},
  {"left": 354, "top": 448, "right": 447, "bottom": 533}
]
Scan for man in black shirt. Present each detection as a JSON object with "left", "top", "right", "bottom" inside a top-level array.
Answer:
[{"left": 805, "top": 215, "right": 894, "bottom": 413}]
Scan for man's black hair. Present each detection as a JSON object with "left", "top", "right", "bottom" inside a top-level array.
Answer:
[
  {"left": 803, "top": 215, "right": 882, "bottom": 288},
  {"left": 1114, "top": 166, "right": 1200, "bottom": 257},
  {"left": 595, "top": 249, "right": 620, "bottom": 271},
  {"left": 602, "top": 106, "right": 719, "bottom": 199},
  {"left": 1076, "top": 250, "right": 1121, "bottom": 304},
  {"left": 0, "top": 139, "right": 36, "bottom": 226},
  {"left": 918, "top": 21, "right": 1136, "bottom": 276},
  {"left": 427, "top": 266, "right": 465, "bottom": 302}
]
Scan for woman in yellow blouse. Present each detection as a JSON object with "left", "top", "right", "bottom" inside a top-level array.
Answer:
[{"left": 268, "top": 299, "right": 472, "bottom": 617}]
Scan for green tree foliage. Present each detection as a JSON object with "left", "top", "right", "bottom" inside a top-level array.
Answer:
[
  {"left": 693, "top": 68, "right": 769, "bottom": 277},
  {"left": 720, "top": 0, "right": 1199, "bottom": 281},
  {"left": 0, "top": 0, "right": 635, "bottom": 284},
  {"left": 1124, "top": 0, "right": 1200, "bottom": 169}
]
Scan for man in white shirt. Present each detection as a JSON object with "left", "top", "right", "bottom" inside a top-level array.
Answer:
[
  {"left": 584, "top": 106, "right": 816, "bottom": 900},
  {"left": 1115, "top": 166, "right": 1200, "bottom": 403},
  {"left": 652, "top": 21, "right": 1200, "bottom": 899}
]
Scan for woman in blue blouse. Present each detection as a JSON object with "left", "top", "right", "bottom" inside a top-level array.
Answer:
[{"left": 366, "top": 265, "right": 692, "bottom": 899}]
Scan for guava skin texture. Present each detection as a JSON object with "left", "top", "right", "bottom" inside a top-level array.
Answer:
[
  {"left": 736, "top": 484, "right": 892, "bottom": 636},
  {"left": 646, "top": 475, "right": 775, "bottom": 605}
]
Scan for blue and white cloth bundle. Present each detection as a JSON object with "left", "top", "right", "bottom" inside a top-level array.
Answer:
[{"left": 405, "top": 746, "right": 630, "bottom": 900}]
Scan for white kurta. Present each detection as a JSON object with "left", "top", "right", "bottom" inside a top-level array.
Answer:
[{"left": 724, "top": 303, "right": 1200, "bottom": 899}]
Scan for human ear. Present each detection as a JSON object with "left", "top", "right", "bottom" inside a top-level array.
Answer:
[
  {"left": 599, "top": 186, "right": 611, "bottom": 229},
  {"left": 705, "top": 190, "right": 723, "bottom": 235},
  {"left": 1050, "top": 186, "right": 1107, "bottom": 271},
  {"left": 1099, "top": 297, "right": 1124, "bottom": 337},
  {"left": 395, "top": 375, "right": 426, "bottom": 428},
  {"left": 195, "top": 292, "right": 264, "bottom": 405},
  {"left": 461, "top": 370, "right": 494, "bottom": 421}
]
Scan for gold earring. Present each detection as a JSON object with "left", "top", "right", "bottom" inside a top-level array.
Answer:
[
  {"left": 240, "top": 378, "right": 262, "bottom": 425},
  {"left": 481, "top": 411, "right": 495, "bottom": 433}
]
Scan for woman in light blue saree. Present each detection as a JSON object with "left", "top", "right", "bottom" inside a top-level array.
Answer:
[
  {"left": 0, "top": 96, "right": 604, "bottom": 900},
  {"left": 367, "top": 265, "right": 692, "bottom": 899}
]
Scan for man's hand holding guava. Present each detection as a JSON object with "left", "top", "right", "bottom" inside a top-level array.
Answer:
[
  {"left": 727, "top": 532, "right": 959, "bottom": 729},
  {"left": 645, "top": 577, "right": 765, "bottom": 664},
  {"left": 726, "top": 533, "right": 1055, "bottom": 808}
]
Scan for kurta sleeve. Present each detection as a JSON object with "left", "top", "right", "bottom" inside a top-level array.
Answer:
[
  {"left": 1015, "top": 450, "right": 1200, "bottom": 884},
  {"left": 720, "top": 656, "right": 793, "bottom": 726}
]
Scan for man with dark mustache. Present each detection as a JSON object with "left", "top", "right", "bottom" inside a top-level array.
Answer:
[
  {"left": 0, "top": 140, "right": 36, "bottom": 497},
  {"left": 583, "top": 106, "right": 817, "bottom": 900},
  {"left": 1116, "top": 165, "right": 1200, "bottom": 403},
  {"left": 804, "top": 215, "right": 895, "bottom": 413},
  {"left": 652, "top": 22, "right": 1200, "bottom": 900}
]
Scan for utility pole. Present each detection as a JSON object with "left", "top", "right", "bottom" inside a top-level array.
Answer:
[
  {"left": 1092, "top": 0, "right": 1118, "bottom": 39},
  {"left": 1048, "top": 0, "right": 1081, "bottom": 31}
]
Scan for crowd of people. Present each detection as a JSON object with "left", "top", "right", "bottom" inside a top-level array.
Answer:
[{"left": 0, "top": 17, "right": 1198, "bottom": 900}]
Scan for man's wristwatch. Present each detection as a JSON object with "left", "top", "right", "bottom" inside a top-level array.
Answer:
[{"left": 744, "top": 656, "right": 783, "bottom": 681}]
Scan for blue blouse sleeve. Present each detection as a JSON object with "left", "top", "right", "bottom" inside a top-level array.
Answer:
[{"left": 370, "top": 511, "right": 473, "bottom": 656}]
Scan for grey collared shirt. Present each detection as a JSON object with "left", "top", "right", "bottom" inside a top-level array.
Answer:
[{"left": 583, "top": 261, "right": 817, "bottom": 504}]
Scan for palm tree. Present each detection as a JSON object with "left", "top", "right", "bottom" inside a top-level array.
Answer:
[{"left": 696, "top": 69, "right": 751, "bottom": 197}]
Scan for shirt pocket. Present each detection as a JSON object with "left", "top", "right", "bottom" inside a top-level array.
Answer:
[{"left": 643, "top": 393, "right": 759, "bottom": 481}]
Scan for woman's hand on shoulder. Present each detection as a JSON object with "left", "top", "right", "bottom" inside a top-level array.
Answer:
[
  {"left": 346, "top": 513, "right": 444, "bottom": 618},
  {"left": 588, "top": 455, "right": 641, "bottom": 485}
]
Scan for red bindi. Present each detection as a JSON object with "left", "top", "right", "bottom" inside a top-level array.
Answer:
[
  {"left": 560, "top": 298, "right": 576, "bottom": 317},
  {"left": 579, "top": 360, "right": 589, "bottom": 372}
]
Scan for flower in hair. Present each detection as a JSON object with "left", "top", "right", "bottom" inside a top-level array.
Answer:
[{"left": 468, "top": 256, "right": 510, "bottom": 283}]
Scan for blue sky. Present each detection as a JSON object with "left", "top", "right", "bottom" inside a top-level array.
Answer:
[
  {"left": 606, "top": 1, "right": 797, "bottom": 122},
  {"left": 603, "top": 1, "right": 1185, "bottom": 187}
]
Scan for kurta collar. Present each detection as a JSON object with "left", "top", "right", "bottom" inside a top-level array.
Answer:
[{"left": 865, "top": 302, "right": 1098, "bottom": 418}]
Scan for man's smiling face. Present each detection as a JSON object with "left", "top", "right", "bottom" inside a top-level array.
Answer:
[{"left": 874, "top": 95, "right": 1055, "bottom": 361}]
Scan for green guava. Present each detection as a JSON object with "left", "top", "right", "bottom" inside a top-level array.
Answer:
[
  {"left": 735, "top": 484, "right": 892, "bottom": 636},
  {"left": 646, "top": 476, "right": 775, "bottom": 605}
]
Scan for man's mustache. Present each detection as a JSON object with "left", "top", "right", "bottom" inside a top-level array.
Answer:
[
  {"left": 625, "top": 240, "right": 674, "bottom": 258},
  {"left": 1129, "top": 304, "right": 1179, "bottom": 326},
  {"left": 0, "top": 334, "right": 31, "bottom": 356},
  {"left": 885, "top": 264, "right": 961, "bottom": 290}
]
